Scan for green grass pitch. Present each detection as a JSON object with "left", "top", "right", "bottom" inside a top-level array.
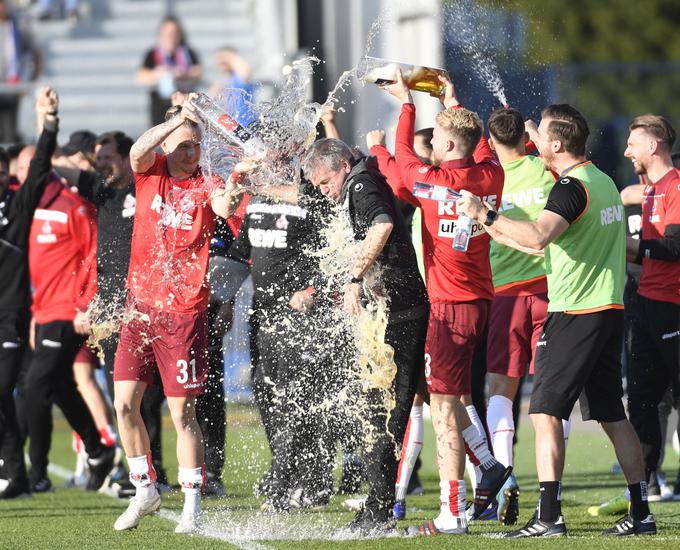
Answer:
[{"left": 1, "top": 404, "right": 679, "bottom": 549}]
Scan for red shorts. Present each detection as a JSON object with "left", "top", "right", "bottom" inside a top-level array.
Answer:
[
  {"left": 113, "top": 301, "right": 208, "bottom": 397},
  {"left": 486, "top": 292, "right": 548, "bottom": 378},
  {"left": 425, "top": 300, "right": 489, "bottom": 395},
  {"left": 74, "top": 343, "right": 100, "bottom": 366}
]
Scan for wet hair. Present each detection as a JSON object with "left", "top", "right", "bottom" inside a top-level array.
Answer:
[
  {"left": 435, "top": 108, "right": 483, "bottom": 157},
  {"left": 159, "top": 14, "right": 186, "bottom": 45},
  {"left": 302, "top": 138, "right": 354, "bottom": 177},
  {"left": 164, "top": 104, "right": 198, "bottom": 131},
  {"left": 541, "top": 104, "right": 589, "bottom": 156},
  {"left": 488, "top": 108, "right": 525, "bottom": 147},
  {"left": 629, "top": 114, "right": 676, "bottom": 148},
  {"left": 96, "top": 131, "right": 134, "bottom": 158},
  {"left": 414, "top": 128, "right": 434, "bottom": 153}
]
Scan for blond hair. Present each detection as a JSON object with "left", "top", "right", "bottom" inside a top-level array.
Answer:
[{"left": 435, "top": 108, "right": 483, "bottom": 157}]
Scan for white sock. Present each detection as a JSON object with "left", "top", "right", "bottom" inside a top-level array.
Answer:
[
  {"left": 395, "top": 406, "right": 424, "bottom": 500},
  {"left": 487, "top": 395, "right": 515, "bottom": 467},
  {"left": 178, "top": 466, "right": 203, "bottom": 516},
  {"left": 127, "top": 452, "right": 157, "bottom": 498},
  {"left": 562, "top": 419, "right": 571, "bottom": 445},
  {"left": 462, "top": 408, "right": 497, "bottom": 482},
  {"left": 433, "top": 479, "right": 467, "bottom": 530}
]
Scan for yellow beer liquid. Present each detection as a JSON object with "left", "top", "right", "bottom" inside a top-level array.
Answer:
[{"left": 358, "top": 56, "right": 450, "bottom": 97}]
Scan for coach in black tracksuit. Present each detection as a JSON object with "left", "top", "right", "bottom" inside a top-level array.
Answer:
[
  {"left": 228, "top": 185, "right": 336, "bottom": 509},
  {"left": 0, "top": 97, "right": 58, "bottom": 498},
  {"left": 302, "top": 138, "right": 428, "bottom": 534}
]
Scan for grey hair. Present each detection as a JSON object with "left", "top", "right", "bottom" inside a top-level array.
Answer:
[{"left": 302, "top": 138, "right": 354, "bottom": 178}]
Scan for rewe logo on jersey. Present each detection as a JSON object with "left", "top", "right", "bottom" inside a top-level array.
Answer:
[
  {"left": 150, "top": 193, "right": 194, "bottom": 230},
  {"left": 499, "top": 188, "right": 546, "bottom": 212},
  {"left": 600, "top": 204, "right": 624, "bottom": 226},
  {"left": 249, "top": 228, "right": 287, "bottom": 248}
]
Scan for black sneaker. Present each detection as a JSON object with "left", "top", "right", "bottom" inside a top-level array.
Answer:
[
  {"left": 602, "top": 514, "right": 657, "bottom": 536},
  {"left": 203, "top": 473, "right": 226, "bottom": 498},
  {"left": 502, "top": 512, "right": 567, "bottom": 538},
  {"left": 0, "top": 478, "right": 31, "bottom": 499},
  {"left": 497, "top": 475, "right": 520, "bottom": 525},
  {"left": 470, "top": 463, "right": 513, "bottom": 520},
  {"left": 85, "top": 445, "right": 115, "bottom": 491},
  {"left": 337, "top": 507, "right": 396, "bottom": 537},
  {"left": 31, "top": 477, "right": 53, "bottom": 493}
]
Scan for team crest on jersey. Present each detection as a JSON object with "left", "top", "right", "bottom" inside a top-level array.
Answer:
[
  {"left": 560, "top": 178, "right": 570, "bottom": 184},
  {"left": 418, "top": 166, "right": 429, "bottom": 174},
  {"left": 354, "top": 183, "right": 364, "bottom": 192},
  {"left": 275, "top": 214, "right": 289, "bottom": 230}
]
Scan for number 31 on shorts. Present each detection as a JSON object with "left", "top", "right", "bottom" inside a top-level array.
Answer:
[{"left": 176, "top": 358, "right": 197, "bottom": 384}]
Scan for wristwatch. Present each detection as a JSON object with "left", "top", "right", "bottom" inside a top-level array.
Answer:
[
  {"left": 484, "top": 209, "right": 498, "bottom": 227},
  {"left": 346, "top": 275, "right": 363, "bottom": 285}
]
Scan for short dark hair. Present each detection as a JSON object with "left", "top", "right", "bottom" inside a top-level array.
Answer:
[
  {"left": 96, "top": 131, "right": 133, "bottom": 158},
  {"left": 629, "top": 115, "right": 676, "bottom": 148},
  {"left": 488, "top": 108, "right": 525, "bottom": 147},
  {"left": 414, "top": 127, "right": 434, "bottom": 152},
  {"left": 541, "top": 104, "right": 589, "bottom": 156}
]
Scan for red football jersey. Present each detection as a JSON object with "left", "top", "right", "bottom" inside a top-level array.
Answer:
[
  {"left": 639, "top": 168, "right": 680, "bottom": 304},
  {"left": 127, "top": 154, "right": 217, "bottom": 313},
  {"left": 29, "top": 180, "right": 97, "bottom": 323},
  {"left": 393, "top": 103, "right": 504, "bottom": 303}
]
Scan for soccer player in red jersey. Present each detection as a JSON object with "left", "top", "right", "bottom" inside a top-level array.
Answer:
[
  {"left": 112, "top": 94, "right": 243, "bottom": 533},
  {"left": 380, "top": 71, "right": 510, "bottom": 535},
  {"left": 624, "top": 115, "right": 680, "bottom": 503}
]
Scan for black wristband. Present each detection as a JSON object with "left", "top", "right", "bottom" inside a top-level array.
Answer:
[
  {"left": 484, "top": 209, "right": 498, "bottom": 227},
  {"left": 347, "top": 275, "right": 363, "bottom": 284}
]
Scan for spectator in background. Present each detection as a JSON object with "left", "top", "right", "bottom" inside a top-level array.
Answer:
[
  {"left": 136, "top": 15, "right": 202, "bottom": 126},
  {"left": 37, "top": 0, "right": 80, "bottom": 24},
  {"left": 208, "top": 46, "right": 255, "bottom": 126},
  {"left": 0, "top": 0, "right": 42, "bottom": 142},
  {"left": 57, "top": 129, "right": 96, "bottom": 172}
]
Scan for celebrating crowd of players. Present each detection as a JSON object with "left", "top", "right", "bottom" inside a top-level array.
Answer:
[{"left": 0, "top": 65, "right": 678, "bottom": 540}]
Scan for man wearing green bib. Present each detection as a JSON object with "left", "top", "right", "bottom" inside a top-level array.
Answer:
[{"left": 457, "top": 104, "right": 656, "bottom": 538}]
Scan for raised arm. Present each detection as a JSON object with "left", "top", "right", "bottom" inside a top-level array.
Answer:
[
  {"left": 130, "top": 94, "right": 198, "bottom": 173},
  {"left": 14, "top": 88, "right": 59, "bottom": 215}
]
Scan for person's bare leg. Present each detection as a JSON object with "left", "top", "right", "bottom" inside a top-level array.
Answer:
[
  {"left": 431, "top": 393, "right": 466, "bottom": 479},
  {"left": 113, "top": 380, "right": 160, "bottom": 531},
  {"left": 167, "top": 396, "right": 204, "bottom": 468},
  {"left": 601, "top": 419, "right": 653, "bottom": 526},
  {"left": 114, "top": 380, "right": 149, "bottom": 457},
  {"left": 531, "top": 413, "right": 565, "bottom": 481},
  {"left": 168, "top": 395, "right": 204, "bottom": 527},
  {"left": 488, "top": 373, "right": 520, "bottom": 401},
  {"left": 601, "top": 419, "right": 645, "bottom": 484}
]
